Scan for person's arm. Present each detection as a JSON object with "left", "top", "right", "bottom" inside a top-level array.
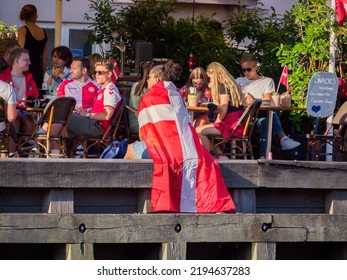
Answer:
[
  {"left": 215, "top": 93, "right": 229, "bottom": 123},
  {"left": 17, "top": 26, "right": 26, "bottom": 48},
  {"left": 7, "top": 104, "right": 17, "bottom": 122},
  {"left": 79, "top": 106, "right": 114, "bottom": 121}
]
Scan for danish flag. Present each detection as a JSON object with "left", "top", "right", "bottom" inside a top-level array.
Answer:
[
  {"left": 279, "top": 65, "right": 289, "bottom": 90},
  {"left": 138, "top": 81, "right": 235, "bottom": 213},
  {"left": 336, "top": 0, "right": 347, "bottom": 26},
  {"left": 109, "top": 57, "right": 121, "bottom": 83}
]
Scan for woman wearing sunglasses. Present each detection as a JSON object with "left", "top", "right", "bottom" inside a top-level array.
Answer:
[{"left": 235, "top": 53, "right": 300, "bottom": 159}]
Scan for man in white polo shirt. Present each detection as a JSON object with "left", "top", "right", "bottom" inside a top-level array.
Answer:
[{"left": 56, "top": 56, "right": 99, "bottom": 111}]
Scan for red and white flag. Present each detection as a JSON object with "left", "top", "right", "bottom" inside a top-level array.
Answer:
[
  {"left": 336, "top": 0, "right": 347, "bottom": 26},
  {"left": 279, "top": 65, "right": 289, "bottom": 90},
  {"left": 109, "top": 57, "right": 121, "bottom": 83},
  {"left": 138, "top": 81, "right": 235, "bottom": 213}
]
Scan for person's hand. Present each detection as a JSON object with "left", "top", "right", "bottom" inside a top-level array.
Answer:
[
  {"left": 243, "top": 92, "right": 254, "bottom": 105},
  {"left": 52, "top": 67, "right": 64, "bottom": 79},
  {"left": 75, "top": 107, "right": 87, "bottom": 116}
]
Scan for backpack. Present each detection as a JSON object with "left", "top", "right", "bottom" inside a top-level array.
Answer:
[{"left": 100, "top": 138, "right": 128, "bottom": 159}]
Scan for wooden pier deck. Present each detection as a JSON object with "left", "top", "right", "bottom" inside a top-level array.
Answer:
[{"left": 0, "top": 159, "right": 346, "bottom": 260}]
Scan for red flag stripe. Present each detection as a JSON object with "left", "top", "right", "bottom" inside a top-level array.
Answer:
[
  {"left": 279, "top": 65, "right": 288, "bottom": 90},
  {"left": 336, "top": 0, "right": 347, "bottom": 26}
]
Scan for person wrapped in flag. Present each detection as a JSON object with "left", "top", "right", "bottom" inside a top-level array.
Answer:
[{"left": 126, "top": 61, "right": 235, "bottom": 213}]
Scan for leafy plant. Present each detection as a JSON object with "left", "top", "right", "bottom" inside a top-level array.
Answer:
[{"left": 276, "top": 0, "right": 347, "bottom": 132}]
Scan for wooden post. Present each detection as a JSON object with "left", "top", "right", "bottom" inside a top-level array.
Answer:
[
  {"left": 326, "top": 190, "right": 347, "bottom": 214},
  {"left": 251, "top": 242, "right": 276, "bottom": 260},
  {"left": 137, "top": 189, "right": 151, "bottom": 213},
  {"left": 161, "top": 242, "right": 187, "bottom": 260},
  {"left": 42, "top": 189, "right": 74, "bottom": 214},
  {"left": 54, "top": 0, "right": 63, "bottom": 46},
  {"left": 66, "top": 243, "right": 94, "bottom": 260}
]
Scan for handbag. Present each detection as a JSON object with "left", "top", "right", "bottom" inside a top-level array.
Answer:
[{"left": 100, "top": 138, "right": 128, "bottom": 159}]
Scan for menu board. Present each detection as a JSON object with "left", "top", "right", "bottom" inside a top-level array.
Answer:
[{"left": 306, "top": 72, "right": 338, "bottom": 118}]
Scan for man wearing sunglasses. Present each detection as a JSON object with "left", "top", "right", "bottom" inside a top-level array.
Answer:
[{"left": 236, "top": 53, "right": 300, "bottom": 159}]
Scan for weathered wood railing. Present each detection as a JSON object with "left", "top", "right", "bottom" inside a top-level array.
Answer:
[{"left": 0, "top": 159, "right": 346, "bottom": 260}]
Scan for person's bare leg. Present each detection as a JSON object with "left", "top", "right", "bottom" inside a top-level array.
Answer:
[
  {"left": 196, "top": 124, "right": 228, "bottom": 158},
  {"left": 123, "top": 143, "right": 136, "bottom": 159}
]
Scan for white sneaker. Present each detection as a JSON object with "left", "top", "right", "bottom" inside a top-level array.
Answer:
[{"left": 280, "top": 136, "right": 301, "bottom": 150}]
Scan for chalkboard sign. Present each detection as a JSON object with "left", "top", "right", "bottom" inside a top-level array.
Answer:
[{"left": 306, "top": 72, "right": 338, "bottom": 118}]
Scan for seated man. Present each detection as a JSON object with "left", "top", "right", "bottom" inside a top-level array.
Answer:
[
  {"left": 56, "top": 56, "right": 99, "bottom": 111},
  {"left": 67, "top": 59, "right": 121, "bottom": 140},
  {"left": 0, "top": 48, "right": 38, "bottom": 153},
  {"left": 235, "top": 53, "right": 300, "bottom": 158}
]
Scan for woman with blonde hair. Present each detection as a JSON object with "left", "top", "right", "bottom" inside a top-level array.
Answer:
[{"left": 196, "top": 62, "right": 245, "bottom": 158}]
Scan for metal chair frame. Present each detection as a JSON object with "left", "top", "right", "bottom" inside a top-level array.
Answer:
[
  {"left": 306, "top": 101, "right": 347, "bottom": 161},
  {"left": 18, "top": 97, "right": 76, "bottom": 158},
  {"left": 71, "top": 98, "right": 128, "bottom": 158}
]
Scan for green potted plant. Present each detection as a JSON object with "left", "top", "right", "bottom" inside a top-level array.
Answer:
[{"left": 187, "top": 87, "right": 199, "bottom": 107}]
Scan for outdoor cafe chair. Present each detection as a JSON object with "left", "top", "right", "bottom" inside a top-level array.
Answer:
[
  {"left": 17, "top": 97, "right": 76, "bottom": 158},
  {"left": 70, "top": 98, "right": 129, "bottom": 158},
  {"left": 306, "top": 101, "right": 347, "bottom": 161},
  {"left": 209, "top": 99, "right": 262, "bottom": 159}
]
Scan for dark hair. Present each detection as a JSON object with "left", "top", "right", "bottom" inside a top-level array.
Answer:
[
  {"left": 19, "top": 4, "right": 37, "bottom": 21},
  {"left": 4, "top": 43, "right": 20, "bottom": 54},
  {"left": 51, "top": 46, "right": 73, "bottom": 67},
  {"left": 162, "top": 60, "right": 182, "bottom": 83},
  {"left": 134, "top": 61, "right": 154, "bottom": 96},
  {"left": 72, "top": 56, "right": 90, "bottom": 71},
  {"left": 9, "top": 48, "right": 29, "bottom": 66}
]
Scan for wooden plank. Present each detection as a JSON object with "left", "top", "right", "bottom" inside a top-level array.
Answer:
[
  {"left": 218, "top": 160, "right": 258, "bottom": 188},
  {"left": 258, "top": 160, "right": 347, "bottom": 189},
  {"left": 3, "top": 213, "right": 346, "bottom": 244},
  {"left": 161, "top": 242, "right": 187, "bottom": 260},
  {"left": 1, "top": 159, "right": 347, "bottom": 190},
  {"left": 256, "top": 189, "right": 325, "bottom": 213},
  {"left": 271, "top": 214, "right": 347, "bottom": 241},
  {"left": 0, "top": 159, "right": 153, "bottom": 189}
]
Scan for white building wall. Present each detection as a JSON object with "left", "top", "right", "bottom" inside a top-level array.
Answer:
[{"left": 0, "top": 0, "right": 297, "bottom": 28}]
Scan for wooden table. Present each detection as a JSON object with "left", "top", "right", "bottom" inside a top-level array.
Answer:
[
  {"left": 186, "top": 106, "right": 208, "bottom": 121},
  {"left": 261, "top": 105, "right": 306, "bottom": 159}
]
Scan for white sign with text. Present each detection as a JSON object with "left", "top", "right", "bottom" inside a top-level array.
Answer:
[{"left": 306, "top": 72, "right": 338, "bottom": 118}]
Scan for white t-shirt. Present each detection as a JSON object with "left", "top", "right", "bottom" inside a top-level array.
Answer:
[
  {"left": 0, "top": 81, "right": 16, "bottom": 131},
  {"left": 236, "top": 76, "right": 275, "bottom": 99}
]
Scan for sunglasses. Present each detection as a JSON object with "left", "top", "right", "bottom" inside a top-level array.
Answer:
[
  {"left": 242, "top": 66, "right": 254, "bottom": 73},
  {"left": 94, "top": 70, "right": 108, "bottom": 76}
]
